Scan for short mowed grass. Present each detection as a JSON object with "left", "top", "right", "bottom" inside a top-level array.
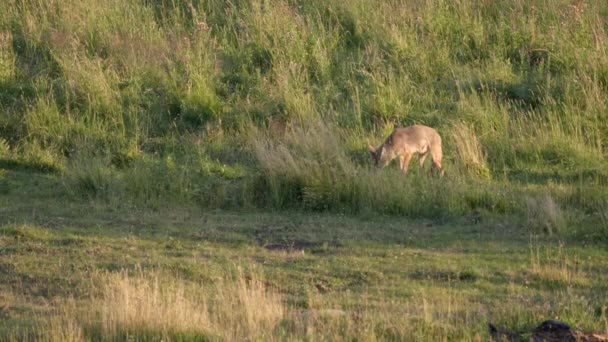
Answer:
[{"left": 1, "top": 0, "right": 608, "bottom": 340}]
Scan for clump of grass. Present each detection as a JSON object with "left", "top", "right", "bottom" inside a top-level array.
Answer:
[
  {"left": 62, "top": 155, "right": 118, "bottom": 201},
  {"left": 14, "top": 140, "right": 63, "bottom": 173},
  {"left": 214, "top": 271, "right": 285, "bottom": 340},
  {"left": 449, "top": 121, "right": 490, "bottom": 179},
  {"left": 121, "top": 156, "right": 195, "bottom": 206},
  {"left": 95, "top": 271, "right": 215, "bottom": 339},
  {"left": 37, "top": 311, "right": 85, "bottom": 342},
  {"left": 23, "top": 270, "right": 284, "bottom": 341},
  {"left": 525, "top": 192, "right": 567, "bottom": 235},
  {"left": 529, "top": 239, "right": 580, "bottom": 286},
  {"left": 253, "top": 121, "right": 358, "bottom": 210},
  {"left": 0, "top": 138, "right": 9, "bottom": 157}
]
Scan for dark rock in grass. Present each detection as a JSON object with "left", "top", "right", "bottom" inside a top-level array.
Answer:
[
  {"left": 489, "top": 320, "right": 608, "bottom": 342},
  {"left": 530, "top": 319, "right": 608, "bottom": 341},
  {"left": 529, "top": 320, "right": 575, "bottom": 342}
]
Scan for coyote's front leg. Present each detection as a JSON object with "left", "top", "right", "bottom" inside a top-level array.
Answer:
[{"left": 399, "top": 153, "right": 412, "bottom": 174}]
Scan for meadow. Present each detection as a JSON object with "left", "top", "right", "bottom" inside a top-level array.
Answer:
[{"left": 1, "top": 0, "right": 607, "bottom": 340}]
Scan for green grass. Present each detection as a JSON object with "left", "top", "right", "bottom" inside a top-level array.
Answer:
[
  {"left": 1, "top": 0, "right": 608, "bottom": 339},
  {"left": 1, "top": 170, "right": 608, "bottom": 340},
  {"left": 0, "top": 0, "right": 607, "bottom": 218}
]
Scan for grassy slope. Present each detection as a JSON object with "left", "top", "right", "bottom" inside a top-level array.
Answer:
[
  {"left": 1, "top": 170, "right": 607, "bottom": 340},
  {"left": 0, "top": 0, "right": 607, "bottom": 220}
]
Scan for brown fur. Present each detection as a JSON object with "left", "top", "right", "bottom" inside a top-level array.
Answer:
[{"left": 368, "top": 125, "right": 444, "bottom": 176}]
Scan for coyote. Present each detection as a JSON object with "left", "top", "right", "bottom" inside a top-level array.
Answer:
[{"left": 368, "top": 124, "right": 444, "bottom": 176}]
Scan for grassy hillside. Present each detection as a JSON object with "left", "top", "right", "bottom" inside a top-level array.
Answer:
[{"left": 1, "top": 0, "right": 608, "bottom": 224}]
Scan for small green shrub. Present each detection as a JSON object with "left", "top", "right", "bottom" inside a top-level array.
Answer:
[{"left": 63, "top": 156, "right": 118, "bottom": 200}]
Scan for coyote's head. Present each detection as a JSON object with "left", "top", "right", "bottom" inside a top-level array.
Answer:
[{"left": 368, "top": 144, "right": 391, "bottom": 169}]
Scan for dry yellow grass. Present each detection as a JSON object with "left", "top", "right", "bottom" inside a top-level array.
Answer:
[
  {"left": 529, "top": 239, "right": 582, "bottom": 286},
  {"left": 449, "top": 122, "right": 489, "bottom": 178},
  {"left": 98, "top": 272, "right": 214, "bottom": 337},
  {"left": 18, "top": 270, "right": 285, "bottom": 341},
  {"left": 96, "top": 270, "right": 284, "bottom": 340},
  {"left": 525, "top": 192, "right": 567, "bottom": 235},
  {"left": 12, "top": 268, "right": 490, "bottom": 341}
]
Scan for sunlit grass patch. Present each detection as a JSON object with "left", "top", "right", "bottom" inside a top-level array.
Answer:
[{"left": 6, "top": 269, "right": 285, "bottom": 341}]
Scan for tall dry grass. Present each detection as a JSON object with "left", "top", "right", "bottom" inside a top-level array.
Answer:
[
  {"left": 97, "top": 270, "right": 287, "bottom": 340},
  {"left": 449, "top": 122, "right": 489, "bottom": 178},
  {"left": 97, "top": 272, "right": 215, "bottom": 338},
  {"left": 13, "top": 270, "right": 493, "bottom": 341},
  {"left": 525, "top": 192, "right": 567, "bottom": 235},
  {"left": 529, "top": 238, "right": 581, "bottom": 286},
  {"left": 253, "top": 121, "right": 360, "bottom": 210},
  {"left": 16, "top": 270, "right": 284, "bottom": 341}
]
